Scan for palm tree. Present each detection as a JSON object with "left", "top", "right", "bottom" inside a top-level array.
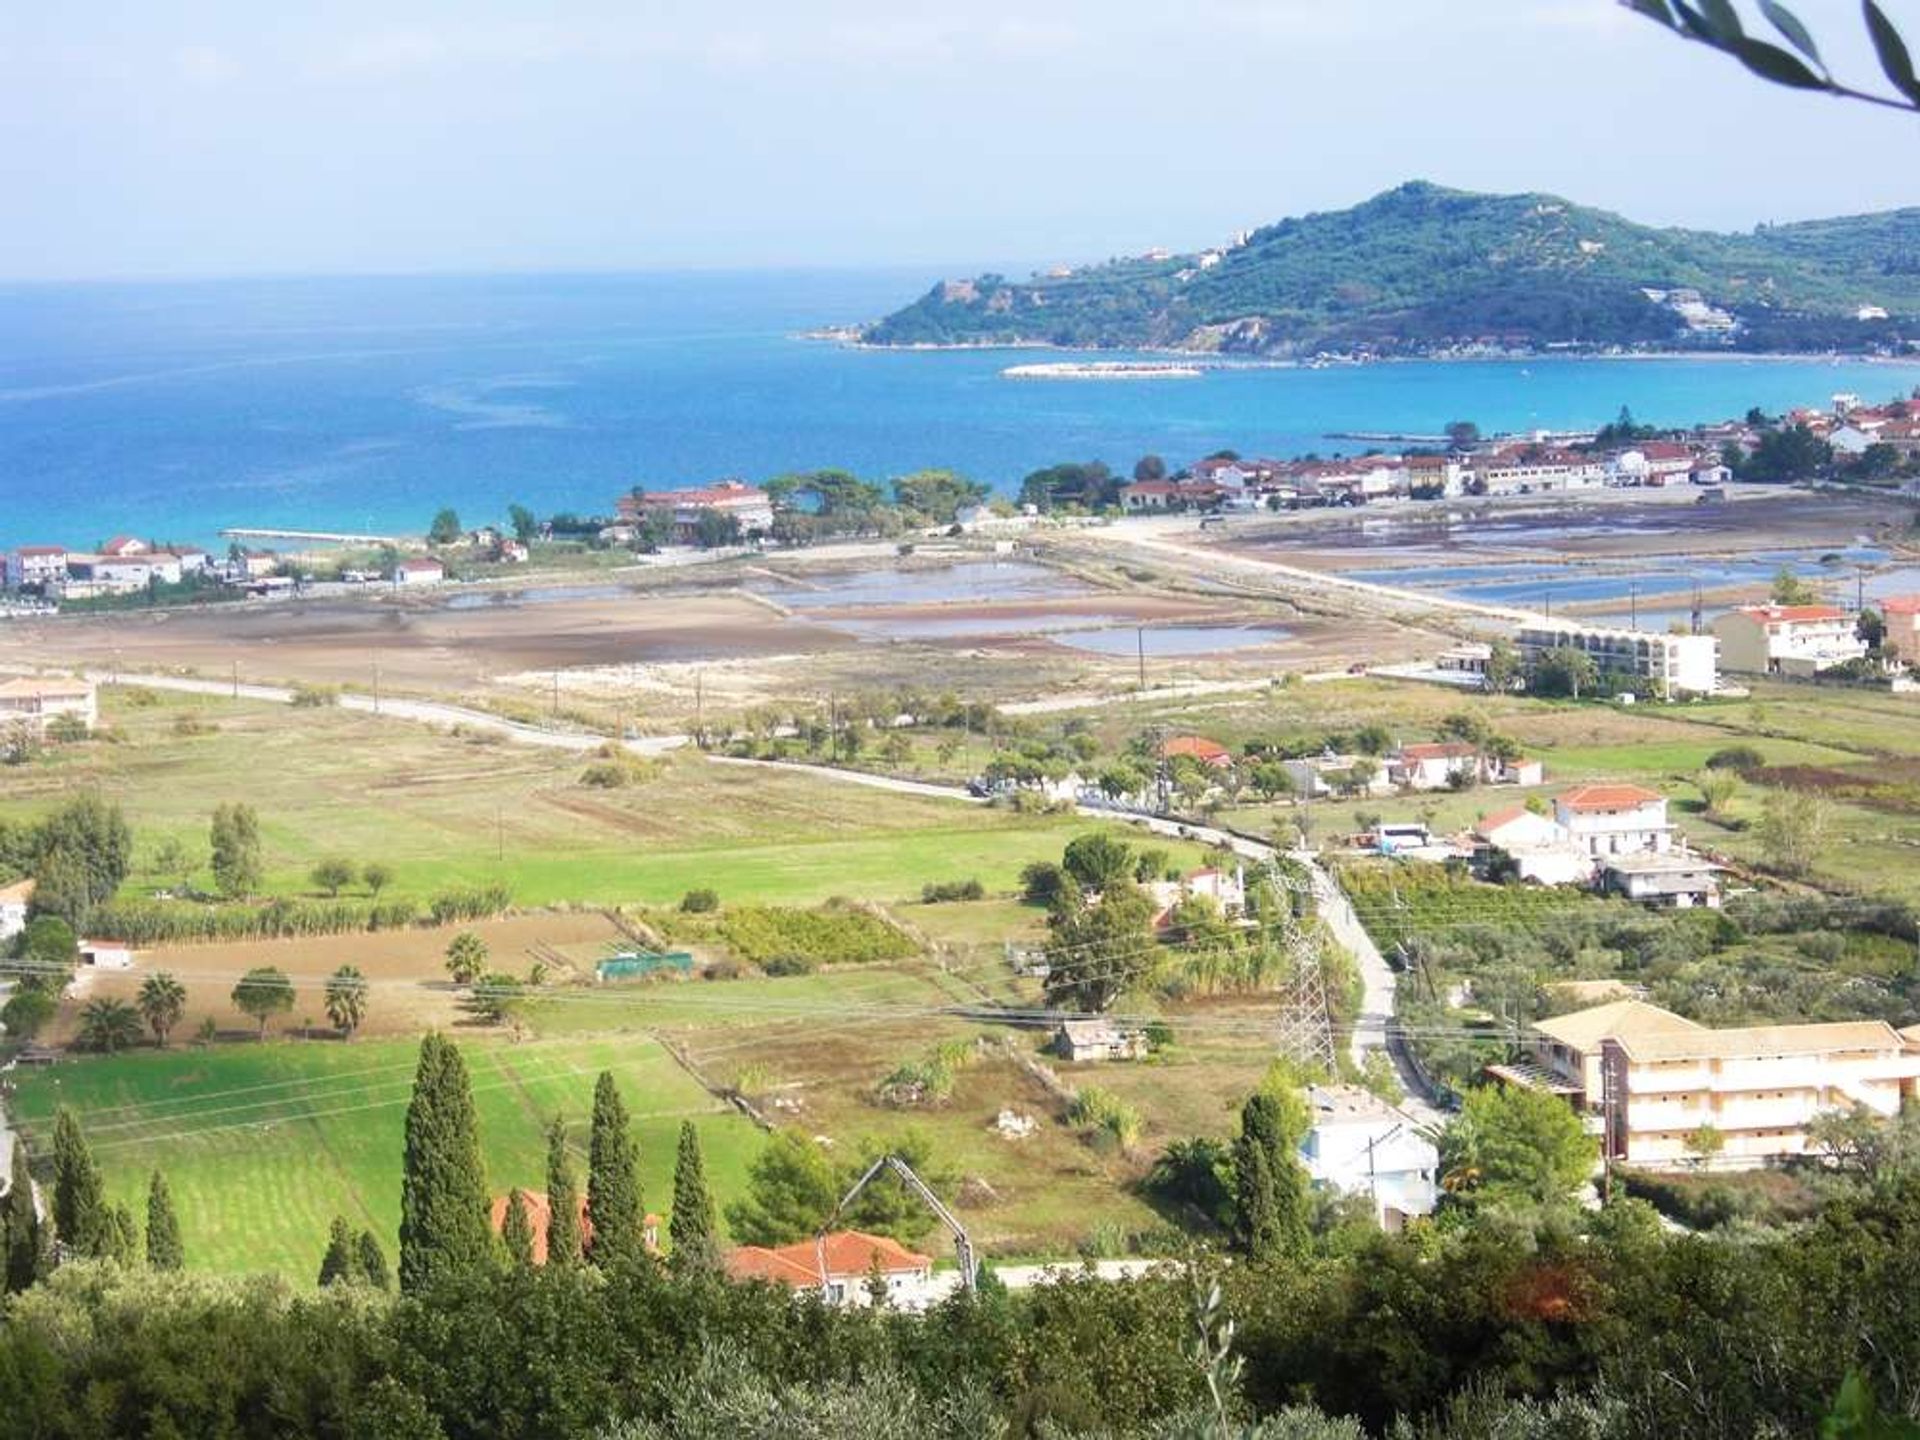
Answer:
[
  {"left": 324, "top": 965, "right": 369, "bottom": 1039},
  {"left": 77, "top": 998, "right": 144, "bottom": 1053},
  {"left": 136, "top": 971, "right": 187, "bottom": 1047},
  {"left": 444, "top": 931, "right": 488, "bottom": 986}
]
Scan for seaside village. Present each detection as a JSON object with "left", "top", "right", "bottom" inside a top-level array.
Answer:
[{"left": 6, "top": 389, "right": 1920, "bottom": 1294}]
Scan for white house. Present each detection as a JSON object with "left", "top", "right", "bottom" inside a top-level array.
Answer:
[
  {"left": 1299, "top": 1085, "right": 1439, "bottom": 1230},
  {"left": 1472, "top": 806, "right": 1594, "bottom": 886},
  {"left": 0, "top": 676, "right": 97, "bottom": 735},
  {"left": 0, "top": 878, "right": 33, "bottom": 942},
  {"left": 1281, "top": 753, "right": 1394, "bottom": 799},
  {"left": 79, "top": 938, "right": 135, "bottom": 970},
  {"left": 727, "top": 1230, "right": 939, "bottom": 1310},
  {"left": 1051, "top": 1019, "right": 1149, "bottom": 1063},
  {"left": 1388, "top": 741, "right": 1479, "bottom": 790},
  {"left": 9, "top": 547, "right": 70, "bottom": 592},
  {"left": 1552, "top": 784, "right": 1672, "bottom": 858},
  {"left": 393, "top": 557, "right": 446, "bottom": 587}
]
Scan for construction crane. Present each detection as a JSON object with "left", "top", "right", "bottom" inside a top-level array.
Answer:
[{"left": 818, "top": 1153, "right": 977, "bottom": 1295}]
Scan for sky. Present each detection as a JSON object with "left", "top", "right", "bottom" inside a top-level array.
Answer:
[{"left": 2, "top": 0, "right": 1917, "bottom": 281}]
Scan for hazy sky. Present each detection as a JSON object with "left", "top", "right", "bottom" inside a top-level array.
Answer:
[{"left": 3, "top": 1, "right": 1916, "bottom": 280}]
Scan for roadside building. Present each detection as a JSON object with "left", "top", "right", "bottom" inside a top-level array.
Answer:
[
  {"left": 64, "top": 551, "right": 184, "bottom": 593},
  {"left": 1711, "top": 604, "right": 1865, "bottom": 677},
  {"left": 727, "top": 1230, "right": 937, "bottom": 1310},
  {"left": 1281, "top": 752, "right": 1394, "bottom": 799},
  {"left": 1610, "top": 442, "right": 1697, "bottom": 487},
  {"left": 1159, "top": 735, "right": 1233, "bottom": 770},
  {"left": 79, "top": 939, "right": 135, "bottom": 970},
  {"left": 497, "top": 539, "right": 530, "bottom": 564},
  {"left": 617, "top": 480, "right": 774, "bottom": 544},
  {"left": 0, "top": 675, "right": 97, "bottom": 735},
  {"left": 1119, "top": 480, "right": 1183, "bottom": 512},
  {"left": 1471, "top": 805, "right": 1593, "bottom": 886},
  {"left": 1516, "top": 620, "right": 1719, "bottom": 697},
  {"left": 1298, "top": 1085, "right": 1439, "bottom": 1230},
  {"left": 1599, "top": 1020, "right": 1920, "bottom": 1170},
  {"left": 1517, "top": 999, "right": 1706, "bottom": 1106},
  {"left": 392, "top": 557, "right": 446, "bottom": 587},
  {"left": 1435, "top": 642, "right": 1492, "bottom": 679},
  {"left": 0, "top": 877, "right": 33, "bottom": 942},
  {"left": 1388, "top": 741, "right": 1478, "bottom": 791}
]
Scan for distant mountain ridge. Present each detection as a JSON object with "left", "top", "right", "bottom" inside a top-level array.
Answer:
[{"left": 859, "top": 182, "right": 1920, "bottom": 356}]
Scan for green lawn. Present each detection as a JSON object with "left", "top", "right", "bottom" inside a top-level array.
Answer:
[{"left": 8, "top": 1034, "right": 759, "bottom": 1277}]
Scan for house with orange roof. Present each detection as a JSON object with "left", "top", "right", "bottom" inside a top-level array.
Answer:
[
  {"left": 1552, "top": 783, "right": 1672, "bottom": 859},
  {"left": 726, "top": 1229, "right": 937, "bottom": 1309},
  {"left": 617, "top": 480, "right": 774, "bottom": 544},
  {"left": 1712, "top": 603, "right": 1865, "bottom": 677},
  {"left": 488, "top": 1188, "right": 661, "bottom": 1263},
  {"left": 1159, "top": 734, "right": 1233, "bottom": 769}
]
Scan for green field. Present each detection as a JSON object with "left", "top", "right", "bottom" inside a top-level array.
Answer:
[
  {"left": 0, "top": 690, "right": 1175, "bottom": 909},
  {"left": 7, "top": 1034, "right": 760, "bottom": 1277}
]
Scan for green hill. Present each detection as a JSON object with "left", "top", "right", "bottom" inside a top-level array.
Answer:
[{"left": 860, "top": 181, "right": 1920, "bottom": 355}]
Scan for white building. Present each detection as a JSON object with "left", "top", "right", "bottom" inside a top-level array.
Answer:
[
  {"left": 1517, "top": 621, "right": 1719, "bottom": 697},
  {"left": 0, "top": 877, "right": 33, "bottom": 942},
  {"left": 1299, "top": 1085, "right": 1439, "bottom": 1229},
  {"left": 1552, "top": 783, "right": 1672, "bottom": 859},
  {"left": 393, "top": 558, "right": 446, "bottom": 587},
  {"left": 0, "top": 676, "right": 97, "bottom": 735},
  {"left": 726, "top": 1230, "right": 939, "bottom": 1310},
  {"left": 1600, "top": 852, "right": 1722, "bottom": 909},
  {"left": 1472, "top": 806, "right": 1594, "bottom": 886},
  {"left": 9, "top": 547, "right": 70, "bottom": 592},
  {"left": 1711, "top": 604, "right": 1865, "bottom": 677},
  {"left": 1281, "top": 753, "right": 1394, "bottom": 800},
  {"left": 617, "top": 480, "right": 775, "bottom": 544}
]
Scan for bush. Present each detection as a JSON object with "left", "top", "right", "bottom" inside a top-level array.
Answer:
[
  {"left": 290, "top": 684, "right": 339, "bottom": 708},
  {"left": 680, "top": 888, "right": 720, "bottom": 913},
  {"left": 427, "top": 884, "right": 512, "bottom": 925},
  {"left": 920, "top": 878, "right": 985, "bottom": 904},
  {"left": 171, "top": 714, "right": 219, "bottom": 737},
  {"left": 579, "top": 762, "right": 631, "bottom": 788},
  {"left": 1706, "top": 744, "right": 1765, "bottom": 774},
  {"left": 1067, "top": 1086, "right": 1143, "bottom": 1152},
  {"left": 761, "top": 954, "right": 817, "bottom": 978},
  {"left": 88, "top": 897, "right": 424, "bottom": 945},
  {"left": 696, "top": 901, "right": 915, "bottom": 968}
]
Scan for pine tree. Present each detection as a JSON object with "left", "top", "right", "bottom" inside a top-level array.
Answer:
[
  {"left": 319, "top": 1215, "right": 356, "bottom": 1286},
  {"left": 104, "top": 1203, "right": 140, "bottom": 1266},
  {"left": 3, "top": 1138, "right": 47, "bottom": 1292},
  {"left": 398, "top": 1033, "right": 492, "bottom": 1292},
  {"left": 503, "top": 1189, "right": 536, "bottom": 1268},
  {"left": 586, "top": 1072, "right": 643, "bottom": 1266},
  {"left": 355, "top": 1229, "right": 391, "bottom": 1289},
  {"left": 145, "top": 1170, "right": 184, "bottom": 1271},
  {"left": 51, "top": 1108, "right": 107, "bottom": 1259},
  {"left": 545, "top": 1117, "right": 582, "bottom": 1268},
  {"left": 668, "top": 1120, "right": 720, "bottom": 1275}
]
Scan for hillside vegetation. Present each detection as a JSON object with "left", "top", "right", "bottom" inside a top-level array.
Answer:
[{"left": 862, "top": 181, "right": 1920, "bottom": 355}]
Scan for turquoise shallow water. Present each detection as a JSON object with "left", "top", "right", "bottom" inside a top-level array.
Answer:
[{"left": 5, "top": 269, "right": 1919, "bottom": 550}]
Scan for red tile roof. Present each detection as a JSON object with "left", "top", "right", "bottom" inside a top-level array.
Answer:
[
  {"left": 1399, "top": 742, "right": 1476, "bottom": 762},
  {"left": 488, "top": 1189, "right": 663, "bottom": 1263},
  {"left": 1161, "top": 735, "right": 1232, "bottom": 767},
  {"left": 1880, "top": 596, "right": 1920, "bottom": 617},
  {"left": 1556, "top": 783, "right": 1665, "bottom": 812},
  {"left": 726, "top": 1229, "right": 932, "bottom": 1289},
  {"left": 1473, "top": 804, "right": 1535, "bottom": 837}
]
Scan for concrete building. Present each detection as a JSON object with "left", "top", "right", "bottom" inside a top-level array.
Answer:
[
  {"left": 1600, "top": 852, "right": 1723, "bottom": 909},
  {"left": 1600, "top": 1020, "right": 1920, "bottom": 1169},
  {"left": 1471, "top": 806, "right": 1594, "bottom": 886},
  {"left": 1051, "top": 1019, "right": 1150, "bottom": 1063},
  {"left": 0, "top": 676, "right": 97, "bottom": 735},
  {"left": 392, "top": 558, "right": 446, "bottom": 587},
  {"left": 1523, "top": 999, "right": 1705, "bottom": 1106},
  {"left": 1517, "top": 621, "right": 1719, "bottom": 697},
  {"left": 1299, "top": 1085, "right": 1439, "bottom": 1229},
  {"left": 727, "top": 1230, "right": 938, "bottom": 1310},
  {"left": 1388, "top": 741, "right": 1479, "bottom": 790},
  {"left": 1881, "top": 596, "right": 1920, "bottom": 659},
  {"left": 0, "top": 878, "right": 33, "bottom": 943},
  {"left": 617, "top": 480, "right": 774, "bottom": 543},
  {"left": 9, "top": 547, "right": 70, "bottom": 592},
  {"left": 1712, "top": 604, "right": 1865, "bottom": 677},
  {"left": 1553, "top": 783, "right": 1672, "bottom": 858}
]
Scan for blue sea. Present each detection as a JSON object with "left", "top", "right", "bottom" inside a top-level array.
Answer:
[{"left": 5, "top": 270, "right": 1920, "bottom": 551}]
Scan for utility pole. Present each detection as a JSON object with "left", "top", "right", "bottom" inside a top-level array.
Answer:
[
  {"left": 372, "top": 658, "right": 381, "bottom": 715},
  {"left": 1136, "top": 625, "right": 1147, "bottom": 692},
  {"left": 551, "top": 670, "right": 560, "bottom": 719},
  {"left": 694, "top": 669, "right": 704, "bottom": 737},
  {"left": 230, "top": 659, "right": 237, "bottom": 699},
  {"left": 1629, "top": 583, "right": 1637, "bottom": 632}
]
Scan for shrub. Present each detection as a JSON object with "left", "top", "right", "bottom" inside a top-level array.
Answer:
[
  {"left": 920, "top": 878, "right": 985, "bottom": 904},
  {"left": 427, "top": 884, "right": 512, "bottom": 925},
  {"left": 680, "top": 888, "right": 720, "bottom": 913},
  {"left": 579, "top": 762, "right": 631, "bottom": 788},
  {"left": 1706, "top": 744, "right": 1766, "bottom": 774},
  {"left": 171, "top": 714, "right": 218, "bottom": 737},
  {"left": 761, "top": 954, "right": 816, "bottom": 978},
  {"left": 707, "top": 901, "right": 915, "bottom": 968},
  {"left": 290, "top": 684, "right": 339, "bottom": 708},
  {"left": 1067, "top": 1086, "right": 1143, "bottom": 1152}
]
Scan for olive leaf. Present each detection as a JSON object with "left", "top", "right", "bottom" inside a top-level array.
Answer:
[
  {"left": 1757, "top": 1, "right": 1823, "bottom": 68},
  {"left": 1863, "top": 1, "right": 1920, "bottom": 105}
]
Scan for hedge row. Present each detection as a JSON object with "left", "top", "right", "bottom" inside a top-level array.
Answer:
[{"left": 91, "top": 884, "right": 512, "bottom": 946}]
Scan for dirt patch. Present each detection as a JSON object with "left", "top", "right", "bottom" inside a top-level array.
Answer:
[{"left": 1751, "top": 762, "right": 1920, "bottom": 816}]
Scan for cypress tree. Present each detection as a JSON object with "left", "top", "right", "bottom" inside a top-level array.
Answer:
[
  {"left": 319, "top": 1216, "right": 356, "bottom": 1286},
  {"left": 104, "top": 1203, "right": 139, "bottom": 1266},
  {"left": 668, "top": 1120, "right": 720, "bottom": 1275},
  {"left": 502, "top": 1189, "right": 536, "bottom": 1268},
  {"left": 3, "top": 1138, "right": 46, "bottom": 1292},
  {"left": 545, "top": 1117, "right": 582, "bottom": 1268},
  {"left": 51, "top": 1108, "right": 107, "bottom": 1258},
  {"left": 1233, "top": 1088, "right": 1310, "bottom": 1261},
  {"left": 355, "top": 1229, "right": 391, "bottom": 1289},
  {"left": 398, "top": 1033, "right": 492, "bottom": 1292},
  {"left": 586, "top": 1072, "right": 643, "bottom": 1266},
  {"left": 145, "top": 1170, "right": 184, "bottom": 1271}
]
